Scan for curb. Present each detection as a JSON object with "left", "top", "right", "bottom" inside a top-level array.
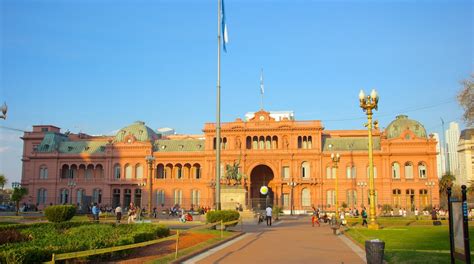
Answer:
[{"left": 170, "top": 231, "right": 245, "bottom": 264}]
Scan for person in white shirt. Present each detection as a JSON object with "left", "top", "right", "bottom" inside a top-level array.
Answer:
[
  {"left": 115, "top": 205, "right": 122, "bottom": 224},
  {"left": 265, "top": 206, "right": 273, "bottom": 226}
]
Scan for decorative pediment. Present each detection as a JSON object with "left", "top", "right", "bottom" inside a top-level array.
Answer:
[{"left": 248, "top": 110, "right": 275, "bottom": 122}]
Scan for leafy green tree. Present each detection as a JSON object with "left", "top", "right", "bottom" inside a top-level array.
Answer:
[
  {"left": 458, "top": 74, "right": 474, "bottom": 126},
  {"left": 0, "top": 174, "right": 6, "bottom": 190},
  {"left": 439, "top": 173, "right": 455, "bottom": 194},
  {"left": 11, "top": 187, "right": 28, "bottom": 216}
]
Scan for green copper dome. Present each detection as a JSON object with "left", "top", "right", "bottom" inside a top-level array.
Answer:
[
  {"left": 115, "top": 121, "right": 159, "bottom": 142},
  {"left": 385, "top": 115, "right": 427, "bottom": 139}
]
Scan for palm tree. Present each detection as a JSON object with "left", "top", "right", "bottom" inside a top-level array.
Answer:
[
  {"left": 0, "top": 174, "right": 7, "bottom": 190},
  {"left": 11, "top": 187, "right": 28, "bottom": 216},
  {"left": 439, "top": 173, "right": 455, "bottom": 194}
]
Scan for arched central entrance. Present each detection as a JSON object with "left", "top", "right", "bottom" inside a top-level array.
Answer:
[{"left": 250, "top": 165, "right": 274, "bottom": 210}]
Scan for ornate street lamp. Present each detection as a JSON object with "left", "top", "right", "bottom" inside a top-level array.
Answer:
[
  {"left": 330, "top": 152, "right": 341, "bottom": 222},
  {"left": 287, "top": 180, "right": 297, "bottom": 215},
  {"left": 67, "top": 180, "right": 76, "bottom": 205},
  {"left": 359, "top": 89, "right": 379, "bottom": 229},
  {"left": 0, "top": 102, "right": 7, "bottom": 120},
  {"left": 357, "top": 181, "right": 367, "bottom": 208},
  {"left": 425, "top": 181, "right": 435, "bottom": 206},
  {"left": 145, "top": 155, "right": 155, "bottom": 216},
  {"left": 12, "top": 182, "right": 21, "bottom": 189},
  {"left": 138, "top": 181, "right": 146, "bottom": 208}
]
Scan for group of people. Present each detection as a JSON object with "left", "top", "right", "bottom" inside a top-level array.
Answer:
[{"left": 309, "top": 207, "right": 369, "bottom": 227}]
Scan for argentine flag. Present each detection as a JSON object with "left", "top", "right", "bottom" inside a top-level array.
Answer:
[
  {"left": 221, "top": 0, "right": 229, "bottom": 52},
  {"left": 260, "top": 69, "right": 264, "bottom": 95}
]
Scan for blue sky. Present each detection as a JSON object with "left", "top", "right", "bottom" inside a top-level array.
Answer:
[{"left": 1, "top": 0, "right": 472, "bottom": 184}]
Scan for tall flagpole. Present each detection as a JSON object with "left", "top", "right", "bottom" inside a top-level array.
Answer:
[
  {"left": 260, "top": 68, "right": 264, "bottom": 110},
  {"left": 215, "top": 0, "right": 222, "bottom": 210}
]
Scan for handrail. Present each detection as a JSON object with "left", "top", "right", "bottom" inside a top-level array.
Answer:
[{"left": 43, "top": 218, "right": 241, "bottom": 263}]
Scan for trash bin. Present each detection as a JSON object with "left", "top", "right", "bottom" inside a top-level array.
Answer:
[{"left": 365, "top": 239, "right": 385, "bottom": 264}]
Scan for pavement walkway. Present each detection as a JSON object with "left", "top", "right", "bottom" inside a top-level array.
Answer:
[{"left": 185, "top": 216, "right": 366, "bottom": 264}]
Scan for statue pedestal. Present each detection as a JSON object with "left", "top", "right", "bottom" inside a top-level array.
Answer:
[{"left": 221, "top": 186, "right": 247, "bottom": 210}]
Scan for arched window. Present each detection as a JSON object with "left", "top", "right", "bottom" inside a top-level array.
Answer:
[
  {"left": 60, "top": 189, "right": 69, "bottom": 204},
  {"left": 176, "top": 164, "right": 183, "bottom": 179},
  {"left": 93, "top": 189, "right": 102, "bottom": 204},
  {"left": 366, "top": 166, "right": 378, "bottom": 178},
  {"left": 124, "top": 164, "right": 132, "bottom": 179},
  {"left": 246, "top": 136, "right": 252, "bottom": 149},
  {"left": 265, "top": 136, "right": 271, "bottom": 149},
  {"left": 419, "top": 189, "right": 429, "bottom": 208},
  {"left": 61, "top": 165, "right": 70, "bottom": 179},
  {"left": 326, "top": 190, "right": 336, "bottom": 206},
  {"left": 346, "top": 189, "right": 357, "bottom": 207},
  {"left": 76, "top": 189, "right": 85, "bottom": 205},
  {"left": 135, "top": 164, "right": 143, "bottom": 179},
  {"left": 326, "top": 166, "right": 332, "bottom": 179},
  {"left": 259, "top": 136, "right": 265, "bottom": 149},
  {"left": 392, "top": 162, "right": 400, "bottom": 179},
  {"left": 252, "top": 136, "right": 258, "bottom": 149},
  {"left": 298, "top": 136, "right": 302, "bottom": 149},
  {"left": 156, "top": 190, "right": 165, "bottom": 206},
  {"left": 174, "top": 189, "right": 182, "bottom": 205},
  {"left": 272, "top": 136, "right": 278, "bottom": 149},
  {"left": 70, "top": 165, "right": 78, "bottom": 179},
  {"left": 86, "top": 164, "right": 94, "bottom": 179},
  {"left": 114, "top": 164, "right": 121, "bottom": 179},
  {"left": 37, "top": 188, "right": 47, "bottom": 204},
  {"left": 222, "top": 137, "right": 227, "bottom": 150},
  {"left": 392, "top": 189, "right": 401, "bottom": 208},
  {"left": 301, "top": 161, "right": 310, "bottom": 179},
  {"left": 156, "top": 164, "right": 165, "bottom": 179},
  {"left": 193, "top": 164, "right": 201, "bottom": 179},
  {"left": 308, "top": 136, "right": 312, "bottom": 149},
  {"left": 95, "top": 164, "right": 104, "bottom": 178},
  {"left": 191, "top": 189, "right": 201, "bottom": 206},
  {"left": 165, "top": 164, "right": 173, "bottom": 179},
  {"left": 418, "top": 162, "right": 427, "bottom": 178},
  {"left": 39, "top": 165, "right": 48, "bottom": 179},
  {"left": 302, "top": 136, "right": 308, "bottom": 149},
  {"left": 405, "top": 162, "right": 413, "bottom": 179},
  {"left": 213, "top": 137, "right": 216, "bottom": 150},
  {"left": 346, "top": 165, "right": 356, "bottom": 179},
  {"left": 301, "top": 188, "right": 311, "bottom": 207}
]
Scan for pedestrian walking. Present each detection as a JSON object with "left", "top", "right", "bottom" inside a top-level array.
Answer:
[
  {"left": 115, "top": 204, "right": 122, "bottom": 223},
  {"left": 311, "top": 207, "right": 320, "bottom": 227},
  {"left": 361, "top": 207, "right": 368, "bottom": 227},
  {"left": 92, "top": 203, "right": 100, "bottom": 222},
  {"left": 128, "top": 202, "right": 136, "bottom": 224},
  {"left": 265, "top": 205, "right": 273, "bottom": 226}
]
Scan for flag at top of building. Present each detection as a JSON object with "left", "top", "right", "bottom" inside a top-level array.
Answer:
[
  {"left": 260, "top": 69, "right": 264, "bottom": 95},
  {"left": 221, "top": 0, "right": 229, "bottom": 52}
]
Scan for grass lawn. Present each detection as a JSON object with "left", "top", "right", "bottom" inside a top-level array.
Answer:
[{"left": 346, "top": 225, "right": 474, "bottom": 264}]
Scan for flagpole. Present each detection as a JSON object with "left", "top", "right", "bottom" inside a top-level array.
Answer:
[
  {"left": 260, "top": 68, "right": 264, "bottom": 110},
  {"left": 215, "top": 0, "right": 222, "bottom": 211}
]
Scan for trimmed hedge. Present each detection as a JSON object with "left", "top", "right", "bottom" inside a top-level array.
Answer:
[
  {"left": 206, "top": 210, "right": 240, "bottom": 226},
  {"left": 0, "top": 222, "right": 170, "bottom": 263},
  {"left": 44, "top": 205, "right": 76, "bottom": 223}
]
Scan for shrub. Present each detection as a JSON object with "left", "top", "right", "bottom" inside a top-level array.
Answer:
[
  {"left": 0, "top": 222, "right": 170, "bottom": 263},
  {"left": 206, "top": 210, "right": 240, "bottom": 225},
  {"left": 44, "top": 205, "right": 76, "bottom": 223},
  {"left": 0, "top": 229, "right": 30, "bottom": 245}
]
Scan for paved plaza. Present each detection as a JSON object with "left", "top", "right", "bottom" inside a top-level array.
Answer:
[{"left": 185, "top": 216, "right": 366, "bottom": 264}]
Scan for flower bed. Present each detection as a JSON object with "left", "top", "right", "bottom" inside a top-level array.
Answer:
[{"left": 0, "top": 222, "right": 169, "bottom": 263}]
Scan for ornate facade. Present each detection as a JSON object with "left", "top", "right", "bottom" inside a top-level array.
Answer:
[{"left": 21, "top": 110, "right": 440, "bottom": 213}]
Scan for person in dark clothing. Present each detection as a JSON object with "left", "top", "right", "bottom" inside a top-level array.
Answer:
[{"left": 361, "top": 208, "right": 368, "bottom": 227}]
